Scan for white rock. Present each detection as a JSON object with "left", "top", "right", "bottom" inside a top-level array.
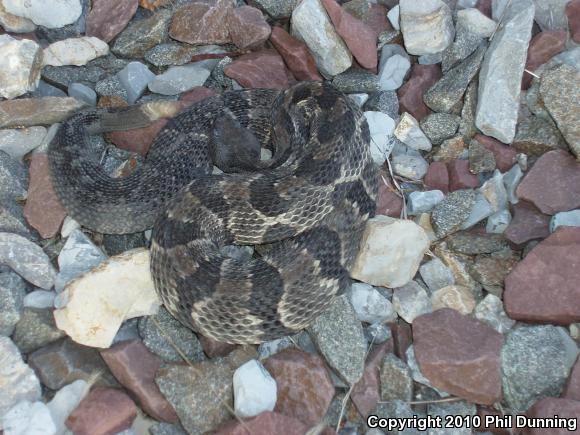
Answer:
[
  {"left": 431, "top": 285, "right": 476, "bottom": 314},
  {"left": 53, "top": 249, "right": 161, "bottom": 348},
  {"left": 407, "top": 190, "right": 445, "bottom": 215},
  {"left": 352, "top": 216, "right": 430, "bottom": 288},
  {"left": 0, "top": 127, "right": 46, "bottom": 160},
  {"left": 0, "top": 0, "right": 35, "bottom": 32},
  {"left": 60, "top": 216, "right": 81, "bottom": 238},
  {"left": 387, "top": 5, "right": 400, "bottom": 30},
  {"left": 23, "top": 290, "right": 56, "bottom": 309},
  {"left": 550, "top": 209, "right": 580, "bottom": 232},
  {"left": 394, "top": 113, "right": 432, "bottom": 151},
  {"left": 233, "top": 359, "right": 277, "bottom": 418},
  {"left": 479, "top": 170, "right": 508, "bottom": 212},
  {"left": 47, "top": 380, "right": 89, "bottom": 435},
  {"left": 0, "top": 337, "right": 41, "bottom": 421},
  {"left": 399, "top": 0, "right": 455, "bottom": 55},
  {"left": 3, "top": 0, "right": 82, "bottom": 29},
  {"left": 392, "top": 281, "right": 432, "bottom": 323},
  {"left": 0, "top": 35, "right": 42, "bottom": 99},
  {"left": 474, "top": 294, "right": 515, "bottom": 334},
  {"left": 419, "top": 258, "right": 455, "bottom": 292},
  {"left": 486, "top": 209, "right": 512, "bottom": 233},
  {"left": 148, "top": 63, "right": 211, "bottom": 96},
  {"left": 460, "top": 193, "right": 494, "bottom": 230},
  {"left": 291, "top": 0, "right": 352, "bottom": 76},
  {"left": 1, "top": 401, "right": 56, "bottom": 435},
  {"left": 43, "top": 37, "right": 109, "bottom": 67},
  {"left": 349, "top": 282, "right": 397, "bottom": 324},
  {"left": 364, "top": 111, "right": 396, "bottom": 163},
  {"left": 392, "top": 153, "right": 429, "bottom": 180},
  {"left": 379, "top": 54, "right": 411, "bottom": 91},
  {"left": 457, "top": 8, "right": 497, "bottom": 38},
  {"left": 503, "top": 164, "right": 523, "bottom": 204}
]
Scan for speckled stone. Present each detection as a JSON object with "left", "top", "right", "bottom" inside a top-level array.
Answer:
[
  {"left": 112, "top": 9, "right": 171, "bottom": 58},
  {"left": 432, "top": 189, "right": 477, "bottom": 238}
]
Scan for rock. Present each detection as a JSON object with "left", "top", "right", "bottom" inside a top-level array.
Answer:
[
  {"left": 227, "top": 6, "right": 270, "bottom": 50},
  {"left": 0, "top": 272, "right": 26, "bottom": 336},
  {"left": 458, "top": 81, "right": 478, "bottom": 140},
  {"left": 429, "top": 401, "right": 477, "bottom": 435},
  {"left": 233, "top": 359, "right": 277, "bottom": 418},
  {"left": 420, "top": 258, "right": 455, "bottom": 292},
  {"left": 433, "top": 136, "right": 468, "bottom": 163},
  {"left": 257, "top": 337, "right": 293, "bottom": 360},
  {"left": 392, "top": 281, "right": 432, "bottom": 324},
  {"left": 380, "top": 353, "right": 413, "bottom": 402},
  {"left": 551, "top": 209, "right": 580, "bottom": 232},
  {"left": 387, "top": 4, "right": 400, "bottom": 29},
  {"left": 224, "top": 50, "right": 289, "bottom": 89},
  {"left": 1, "top": 400, "right": 57, "bottom": 435},
  {"left": 531, "top": 0, "right": 570, "bottom": 30},
  {"left": 214, "top": 411, "right": 308, "bottom": 435},
  {"left": 365, "top": 322, "right": 392, "bottom": 344},
  {"left": 23, "top": 290, "right": 55, "bottom": 309},
  {"left": 425, "top": 44, "right": 486, "bottom": 114},
  {"left": 155, "top": 346, "right": 256, "bottom": 434},
  {"left": 378, "top": 54, "right": 411, "bottom": 91},
  {"left": 117, "top": 62, "right": 155, "bottom": 105},
  {"left": 447, "top": 232, "right": 508, "bottom": 255},
  {"left": 86, "top": 0, "right": 138, "bottom": 43},
  {"left": 407, "top": 190, "right": 445, "bottom": 215},
  {"left": 469, "top": 254, "right": 516, "bottom": 291},
  {"left": 3, "top": 0, "right": 82, "bottom": 28},
  {"left": 448, "top": 159, "right": 480, "bottom": 191},
  {"left": 68, "top": 83, "right": 97, "bottom": 106},
  {"left": 169, "top": 0, "right": 233, "bottom": 45},
  {"left": 513, "top": 116, "right": 567, "bottom": 156},
  {"left": 252, "top": 0, "right": 299, "bottom": 19},
  {"left": 375, "top": 178, "right": 403, "bottom": 217},
  {"left": 113, "top": 9, "right": 171, "bottom": 58},
  {"left": 475, "top": 0, "right": 534, "bottom": 143},
  {"left": 144, "top": 43, "right": 223, "bottom": 68},
  {"left": 394, "top": 112, "right": 431, "bottom": 151},
  {"left": 321, "top": 0, "right": 377, "bottom": 70},
  {"left": 540, "top": 65, "right": 580, "bottom": 158},
  {"left": 399, "top": 0, "right": 454, "bottom": 55},
  {"left": 66, "top": 387, "right": 137, "bottom": 435},
  {"left": 397, "top": 64, "right": 441, "bottom": 121},
  {"left": 0, "top": 35, "right": 42, "bottom": 99},
  {"left": 431, "top": 285, "right": 476, "bottom": 314},
  {"left": 53, "top": 249, "right": 160, "bottom": 348},
  {"left": 568, "top": 0, "right": 580, "bottom": 43},
  {"left": 43, "top": 36, "right": 109, "bottom": 67},
  {"left": 420, "top": 113, "right": 460, "bottom": 145},
  {"left": 516, "top": 151, "right": 580, "bottom": 215},
  {"left": 149, "top": 422, "right": 188, "bottom": 435},
  {"left": 148, "top": 63, "right": 212, "bottom": 95},
  {"left": 46, "top": 380, "right": 89, "bottom": 435},
  {"left": 441, "top": 17, "right": 485, "bottom": 73},
  {"left": 364, "top": 111, "right": 396, "bottom": 163},
  {"left": 486, "top": 209, "right": 512, "bottom": 234},
  {"left": 414, "top": 308, "right": 503, "bottom": 404},
  {"left": 0, "top": 97, "right": 87, "bottom": 128},
  {"left": 349, "top": 282, "right": 396, "bottom": 324},
  {"left": 263, "top": 348, "right": 335, "bottom": 425},
  {"left": 105, "top": 118, "right": 167, "bottom": 157},
  {"left": 504, "top": 200, "right": 551, "bottom": 246},
  {"left": 100, "top": 340, "right": 178, "bottom": 423},
  {"left": 291, "top": 0, "right": 352, "bottom": 77},
  {"left": 12, "top": 308, "right": 65, "bottom": 353},
  {"left": 503, "top": 163, "right": 524, "bottom": 204},
  {"left": 392, "top": 152, "right": 429, "bottom": 180},
  {"left": 0, "top": 0, "right": 35, "bottom": 32},
  {"left": 364, "top": 90, "right": 399, "bottom": 119},
  {"left": 269, "top": 27, "right": 322, "bottom": 81},
  {"left": 525, "top": 398, "right": 580, "bottom": 435},
  {"left": 501, "top": 325, "right": 579, "bottom": 411},
  {"left": 521, "top": 30, "right": 567, "bottom": 89},
  {"left": 432, "top": 189, "right": 477, "bottom": 238},
  {"left": 564, "top": 357, "right": 580, "bottom": 400},
  {"left": 351, "top": 216, "right": 430, "bottom": 288},
  {"left": 474, "top": 294, "right": 514, "bottom": 334},
  {"left": 456, "top": 8, "right": 496, "bottom": 37},
  {"left": 0, "top": 127, "right": 46, "bottom": 161},
  {"left": 424, "top": 161, "right": 450, "bottom": 193},
  {"left": 468, "top": 139, "right": 496, "bottom": 173},
  {"left": 474, "top": 134, "right": 517, "bottom": 172}
]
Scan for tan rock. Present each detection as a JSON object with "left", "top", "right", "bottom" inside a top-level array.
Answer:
[
  {"left": 43, "top": 36, "right": 109, "bottom": 67},
  {"left": 0, "top": 35, "right": 42, "bottom": 99},
  {"left": 0, "top": 97, "right": 87, "bottom": 128},
  {"left": 431, "top": 285, "right": 476, "bottom": 314}
]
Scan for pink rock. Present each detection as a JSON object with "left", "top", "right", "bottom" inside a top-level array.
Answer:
[
  {"left": 23, "top": 153, "right": 66, "bottom": 239},
  {"left": 474, "top": 134, "right": 517, "bottom": 172},
  {"left": 227, "top": 6, "right": 271, "bottom": 50},
  {"left": 564, "top": 357, "right": 580, "bottom": 401},
  {"left": 504, "top": 227, "right": 580, "bottom": 325},
  {"left": 523, "top": 398, "right": 580, "bottom": 435},
  {"left": 447, "top": 159, "right": 479, "bottom": 191},
  {"left": 424, "top": 161, "right": 449, "bottom": 193},
  {"left": 270, "top": 27, "right": 322, "bottom": 81},
  {"left": 321, "top": 0, "right": 378, "bottom": 71},
  {"left": 476, "top": 0, "right": 492, "bottom": 17},
  {"left": 66, "top": 387, "right": 137, "bottom": 435},
  {"left": 397, "top": 64, "right": 442, "bottom": 121},
  {"left": 178, "top": 86, "right": 217, "bottom": 107},
  {"left": 516, "top": 150, "right": 580, "bottom": 215},
  {"left": 170, "top": 0, "right": 234, "bottom": 45},
  {"left": 263, "top": 348, "right": 335, "bottom": 426},
  {"left": 413, "top": 308, "right": 504, "bottom": 405},
  {"left": 198, "top": 335, "right": 237, "bottom": 358},
  {"left": 376, "top": 174, "right": 403, "bottom": 217},
  {"left": 504, "top": 201, "right": 551, "bottom": 248},
  {"left": 224, "top": 49, "right": 290, "bottom": 89},
  {"left": 362, "top": 4, "right": 392, "bottom": 38},
  {"left": 214, "top": 411, "right": 308, "bottom": 435},
  {"left": 100, "top": 340, "right": 178, "bottom": 423},
  {"left": 86, "top": 0, "right": 139, "bottom": 42},
  {"left": 107, "top": 120, "right": 168, "bottom": 157},
  {"left": 566, "top": 0, "right": 580, "bottom": 43},
  {"left": 522, "top": 31, "right": 567, "bottom": 89}
]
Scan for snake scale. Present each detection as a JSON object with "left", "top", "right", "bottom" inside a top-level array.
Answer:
[{"left": 48, "top": 82, "right": 378, "bottom": 344}]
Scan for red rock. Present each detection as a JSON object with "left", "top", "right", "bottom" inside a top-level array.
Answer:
[
  {"left": 476, "top": 0, "right": 492, "bottom": 17},
  {"left": 263, "top": 348, "right": 335, "bottom": 426},
  {"left": 107, "top": 120, "right": 168, "bottom": 157},
  {"left": 86, "top": 0, "right": 139, "bottom": 43},
  {"left": 66, "top": 387, "right": 137, "bottom": 435},
  {"left": 198, "top": 335, "right": 237, "bottom": 358},
  {"left": 170, "top": 0, "right": 234, "bottom": 45},
  {"left": 178, "top": 86, "right": 217, "bottom": 107},
  {"left": 100, "top": 340, "right": 178, "bottom": 423},
  {"left": 23, "top": 153, "right": 66, "bottom": 239},
  {"left": 523, "top": 398, "right": 580, "bottom": 435},
  {"left": 504, "top": 201, "right": 551, "bottom": 247},
  {"left": 224, "top": 50, "right": 290, "bottom": 89},
  {"left": 424, "top": 161, "right": 450, "bottom": 193},
  {"left": 522, "top": 31, "right": 567, "bottom": 89},
  {"left": 474, "top": 134, "right": 518, "bottom": 172},
  {"left": 227, "top": 6, "right": 271, "bottom": 50},
  {"left": 516, "top": 150, "right": 580, "bottom": 215},
  {"left": 397, "top": 64, "right": 442, "bottom": 121},
  {"left": 270, "top": 27, "right": 322, "bottom": 81},
  {"left": 362, "top": 4, "right": 392, "bottom": 38},
  {"left": 391, "top": 322, "right": 412, "bottom": 362},
  {"left": 214, "top": 411, "right": 308, "bottom": 435},
  {"left": 564, "top": 357, "right": 580, "bottom": 401},
  {"left": 504, "top": 227, "right": 580, "bottom": 325},
  {"left": 566, "top": 0, "right": 580, "bottom": 43},
  {"left": 447, "top": 159, "right": 480, "bottom": 191},
  {"left": 413, "top": 308, "right": 504, "bottom": 405},
  {"left": 375, "top": 174, "right": 403, "bottom": 217},
  {"left": 321, "top": 0, "right": 378, "bottom": 71}
]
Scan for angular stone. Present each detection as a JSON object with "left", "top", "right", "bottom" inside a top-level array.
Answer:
[
  {"left": 214, "top": 411, "right": 307, "bottom": 435},
  {"left": 2, "top": 400, "right": 57, "bottom": 435},
  {"left": 458, "top": 80, "right": 478, "bottom": 140},
  {"left": 431, "top": 285, "right": 476, "bottom": 315},
  {"left": 525, "top": 398, "right": 580, "bottom": 435},
  {"left": 407, "top": 190, "right": 445, "bottom": 215},
  {"left": 113, "top": 9, "right": 171, "bottom": 58},
  {"left": 0, "top": 272, "right": 26, "bottom": 336},
  {"left": 252, "top": 0, "right": 299, "bottom": 19},
  {"left": 399, "top": 0, "right": 454, "bottom": 55},
  {"left": 434, "top": 136, "right": 468, "bottom": 163},
  {"left": 394, "top": 112, "right": 431, "bottom": 151},
  {"left": 442, "top": 19, "right": 485, "bottom": 73},
  {"left": 291, "top": 0, "right": 352, "bottom": 76},
  {"left": 227, "top": 6, "right": 271, "bottom": 50},
  {"left": 0, "top": 0, "right": 35, "bottom": 32},
  {"left": 117, "top": 62, "right": 155, "bottom": 105},
  {"left": 0, "top": 126, "right": 46, "bottom": 161},
  {"left": 469, "top": 254, "right": 516, "bottom": 290},
  {"left": 68, "top": 83, "right": 97, "bottom": 106},
  {"left": 86, "top": 0, "right": 138, "bottom": 42},
  {"left": 424, "top": 161, "right": 450, "bottom": 193},
  {"left": 392, "top": 281, "right": 433, "bottom": 324},
  {"left": 12, "top": 307, "right": 66, "bottom": 353},
  {"left": 170, "top": 0, "right": 232, "bottom": 45},
  {"left": 420, "top": 113, "right": 460, "bottom": 145},
  {"left": 551, "top": 209, "right": 580, "bottom": 232},
  {"left": 474, "top": 134, "right": 517, "bottom": 172},
  {"left": 148, "top": 63, "right": 211, "bottom": 95},
  {"left": 431, "top": 189, "right": 476, "bottom": 238},
  {"left": 43, "top": 36, "right": 109, "bottom": 67},
  {"left": 364, "top": 111, "right": 396, "bottom": 163},
  {"left": 392, "top": 152, "right": 429, "bottom": 180},
  {"left": 364, "top": 90, "right": 399, "bottom": 119},
  {"left": 414, "top": 308, "right": 504, "bottom": 405},
  {"left": 375, "top": 178, "right": 403, "bottom": 217},
  {"left": 3, "top": 0, "right": 82, "bottom": 29},
  {"left": 504, "top": 200, "right": 551, "bottom": 246},
  {"left": 397, "top": 64, "right": 441, "bottom": 121},
  {"left": 486, "top": 209, "right": 512, "bottom": 233},
  {"left": 516, "top": 150, "right": 580, "bottom": 215},
  {"left": 568, "top": 0, "right": 580, "bottom": 43},
  {"left": 269, "top": 27, "right": 321, "bottom": 81},
  {"left": 378, "top": 54, "right": 411, "bottom": 91},
  {"left": 0, "top": 97, "right": 87, "bottom": 128},
  {"left": 513, "top": 116, "right": 567, "bottom": 156},
  {"left": 380, "top": 353, "right": 413, "bottom": 401},
  {"left": 349, "top": 282, "right": 396, "bottom": 324},
  {"left": 420, "top": 258, "right": 455, "bottom": 292},
  {"left": 469, "top": 139, "right": 496, "bottom": 173},
  {"left": 0, "top": 35, "right": 42, "bottom": 99},
  {"left": 448, "top": 159, "right": 480, "bottom": 191},
  {"left": 456, "top": 8, "right": 496, "bottom": 38},
  {"left": 447, "top": 232, "right": 508, "bottom": 255},
  {"left": 564, "top": 357, "right": 580, "bottom": 400},
  {"left": 531, "top": 0, "right": 570, "bottom": 31},
  {"left": 224, "top": 50, "right": 289, "bottom": 89},
  {"left": 233, "top": 359, "right": 277, "bottom": 418},
  {"left": 474, "top": 294, "right": 515, "bottom": 334},
  {"left": 521, "top": 30, "right": 567, "bottom": 89},
  {"left": 475, "top": 1, "right": 534, "bottom": 143}
]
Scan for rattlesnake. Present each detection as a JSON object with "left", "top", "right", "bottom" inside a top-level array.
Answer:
[{"left": 48, "top": 81, "right": 378, "bottom": 343}]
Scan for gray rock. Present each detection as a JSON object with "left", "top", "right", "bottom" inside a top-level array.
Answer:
[
  {"left": 252, "top": 0, "right": 299, "bottom": 18},
  {"left": 419, "top": 258, "right": 455, "bottom": 292},
  {"left": 95, "top": 74, "right": 128, "bottom": 100},
  {"left": 117, "top": 62, "right": 156, "bottom": 104},
  {"left": 111, "top": 9, "right": 172, "bottom": 58},
  {"left": 35, "top": 0, "right": 89, "bottom": 41},
  {"left": 257, "top": 336, "right": 294, "bottom": 359},
  {"left": 0, "top": 35, "right": 42, "bottom": 99},
  {"left": 0, "top": 271, "right": 26, "bottom": 336},
  {"left": 502, "top": 325, "right": 579, "bottom": 412},
  {"left": 370, "top": 400, "right": 426, "bottom": 433},
  {"left": 0, "top": 201, "right": 35, "bottom": 240},
  {"left": 379, "top": 54, "right": 411, "bottom": 91},
  {"left": 348, "top": 93, "right": 369, "bottom": 107},
  {"left": 0, "top": 151, "right": 27, "bottom": 200},
  {"left": 392, "top": 153, "right": 429, "bottom": 180},
  {"left": 486, "top": 209, "right": 512, "bottom": 234},
  {"left": 332, "top": 69, "right": 380, "bottom": 94},
  {"left": 458, "top": 80, "right": 478, "bottom": 139},
  {"left": 23, "top": 290, "right": 56, "bottom": 309},
  {"left": 149, "top": 422, "right": 188, "bottom": 435},
  {"left": 68, "top": 82, "right": 96, "bottom": 106},
  {"left": 392, "top": 281, "right": 433, "bottom": 324},
  {"left": 532, "top": 0, "right": 570, "bottom": 31},
  {"left": 138, "top": 307, "right": 205, "bottom": 363},
  {"left": 428, "top": 401, "right": 476, "bottom": 435},
  {"left": 349, "top": 282, "right": 397, "bottom": 324},
  {"left": 459, "top": 192, "right": 494, "bottom": 230},
  {"left": 31, "top": 80, "right": 67, "bottom": 98},
  {"left": 513, "top": 116, "right": 567, "bottom": 156},
  {"left": 456, "top": 8, "right": 497, "bottom": 38},
  {"left": 399, "top": 0, "right": 455, "bottom": 55},
  {"left": 145, "top": 43, "right": 227, "bottom": 68},
  {"left": 380, "top": 353, "right": 413, "bottom": 401},
  {"left": 365, "top": 322, "right": 392, "bottom": 344},
  {"left": 441, "top": 21, "right": 484, "bottom": 72},
  {"left": 0, "top": 126, "right": 47, "bottom": 161},
  {"left": 407, "top": 190, "right": 445, "bottom": 215},
  {"left": 475, "top": 0, "right": 535, "bottom": 143},
  {"left": 550, "top": 209, "right": 580, "bottom": 232},
  {"left": 12, "top": 308, "right": 66, "bottom": 353},
  {"left": 405, "top": 345, "right": 448, "bottom": 397},
  {"left": 364, "top": 91, "right": 400, "bottom": 119},
  {"left": 432, "top": 189, "right": 477, "bottom": 237},
  {"left": 148, "top": 63, "right": 212, "bottom": 96},
  {"left": 41, "top": 65, "right": 106, "bottom": 89},
  {"left": 502, "top": 164, "right": 523, "bottom": 204},
  {"left": 309, "top": 294, "right": 367, "bottom": 385},
  {"left": 112, "top": 318, "right": 141, "bottom": 345},
  {"left": 474, "top": 294, "right": 514, "bottom": 334},
  {"left": 468, "top": 138, "right": 496, "bottom": 173},
  {"left": 420, "top": 113, "right": 460, "bottom": 145},
  {"left": 418, "top": 51, "right": 444, "bottom": 65},
  {"left": 479, "top": 170, "right": 508, "bottom": 212}
]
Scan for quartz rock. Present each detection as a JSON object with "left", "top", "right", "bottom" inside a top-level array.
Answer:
[
  {"left": 474, "top": 294, "right": 514, "bottom": 333},
  {"left": 399, "top": 0, "right": 454, "bottom": 55},
  {"left": 364, "top": 111, "right": 396, "bottom": 163},
  {"left": 392, "top": 281, "right": 432, "bottom": 324},
  {"left": 394, "top": 112, "right": 432, "bottom": 151},
  {"left": 1, "top": 400, "right": 57, "bottom": 435},
  {"left": 233, "top": 359, "right": 277, "bottom": 418},
  {"left": 387, "top": 5, "right": 400, "bottom": 30},
  {"left": 419, "top": 258, "right": 455, "bottom": 292},
  {"left": 431, "top": 285, "right": 476, "bottom": 314},
  {"left": 43, "top": 36, "right": 109, "bottom": 67},
  {"left": 3, "top": 0, "right": 82, "bottom": 29},
  {"left": 0, "top": 0, "right": 35, "bottom": 32},
  {"left": 349, "top": 282, "right": 397, "bottom": 324},
  {"left": 0, "top": 127, "right": 46, "bottom": 161},
  {"left": 551, "top": 210, "right": 580, "bottom": 232},
  {"left": 456, "top": 8, "right": 496, "bottom": 37},
  {"left": 46, "top": 380, "right": 89, "bottom": 435},
  {"left": 0, "top": 35, "right": 42, "bottom": 99},
  {"left": 392, "top": 153, "right": 429, "bottom": 180}
]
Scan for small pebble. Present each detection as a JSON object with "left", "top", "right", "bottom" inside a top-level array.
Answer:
[
  {"left": 68, "top": 82, "right": 97, "bottom": 106},
  {"left": 233, "top": 359, "right": 277, "bottom": 418}
]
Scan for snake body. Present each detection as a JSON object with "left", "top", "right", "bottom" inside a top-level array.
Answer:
[{"left": 48, "top": 82, "right": 378, "bottom": 343}]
